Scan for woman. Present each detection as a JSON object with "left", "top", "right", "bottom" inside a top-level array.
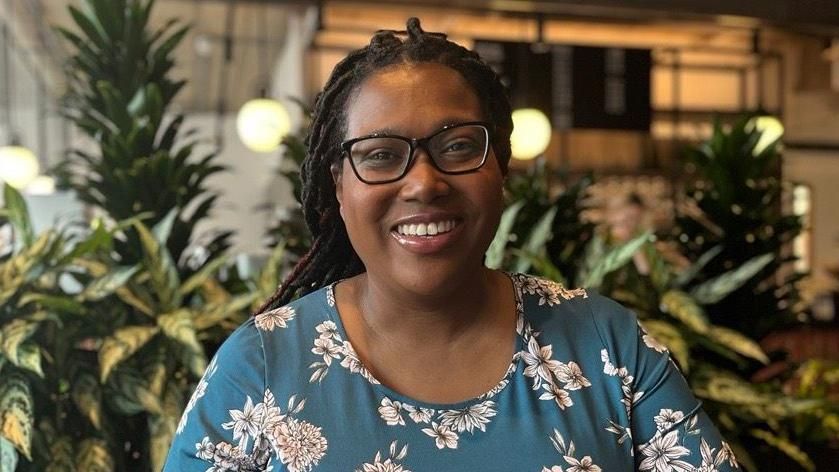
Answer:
[{"left": 165, "top": 18, "right": 739, "bottom": 471}]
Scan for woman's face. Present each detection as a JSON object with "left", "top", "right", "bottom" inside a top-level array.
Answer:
[{"left": 334, "top": 62, "right": 505, "bottom": 295}]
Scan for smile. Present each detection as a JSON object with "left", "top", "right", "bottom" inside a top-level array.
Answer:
[{"left": 395, "top": 220, "right": 458, "bottom": 236}]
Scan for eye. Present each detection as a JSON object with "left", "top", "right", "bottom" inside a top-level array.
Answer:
[
  {"left": 443, "top": 140, "right": 477, "bottom": 153},
  {"left": 363, "top": 150, "right": 401, "bottom": 162}
]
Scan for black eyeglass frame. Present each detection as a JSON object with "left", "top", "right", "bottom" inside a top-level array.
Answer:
[{"left": 339, "top": 121, "right": 494, "bottom": 185}]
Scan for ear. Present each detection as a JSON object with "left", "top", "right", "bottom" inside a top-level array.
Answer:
[{"left": 331, "top": 161, "right": 345, "bottom": 216}]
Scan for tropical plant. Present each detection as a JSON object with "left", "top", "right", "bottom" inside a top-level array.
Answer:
[
  {"left": 0, "top": 183, "right": 138, "bottom": 471},
  {"left": 491, "top": 183, "right": 834, "bottom": 471},
  {"left": 56, "top": 0, "right": 231, "bottom": 269},
  {"left": 673, "top": 117, "right": 805, "bottom": 339}
]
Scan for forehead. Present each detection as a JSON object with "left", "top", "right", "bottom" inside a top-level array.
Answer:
[{"left": 345, "top": 63, "right": 483, "bottom": 138}]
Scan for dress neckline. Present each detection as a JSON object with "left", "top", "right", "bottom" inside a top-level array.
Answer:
[{"left": 321, "top": 271, "right": 525, "bottom": 411}]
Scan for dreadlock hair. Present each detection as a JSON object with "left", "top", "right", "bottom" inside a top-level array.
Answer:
[{"left": 258, "top": 17, "right": 513, "bottom": 312}]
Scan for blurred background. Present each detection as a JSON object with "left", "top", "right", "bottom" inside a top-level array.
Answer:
[{"left": 0, "top": 0, "right": 837, "bottom": 470}]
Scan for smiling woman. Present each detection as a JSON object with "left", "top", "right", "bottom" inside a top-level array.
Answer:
[{"left": 164, "top": 18, "right": 741, "bottom": 472}]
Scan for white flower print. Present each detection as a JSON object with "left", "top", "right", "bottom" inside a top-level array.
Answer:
[
  {"left": 565, "top": 456, "right": 601, "bottom": 472},
  {"left": 311, "top": 336, "right": 342, "bottom": 365},
  {"left": 255, "top": 305, "right": 296, "bottom": 331},
  {"left": 552, "top": 361, "right": 591, "bottom": 391},
  {"left": 720, "top": 441, "right": 739, "bottom": 469},
  {"left": 194, "top": 389, "right": 324, "bottom": 472},
  {"left": 325, "top": 285, "right": 336, "bottom": 307},
  {"left": 222, "top": 395, "right": 265, "bottom": 451},
  {"left": 654, "top": 408, "right": 685, "bottom": 432},
  {"left": 522, "top": 337, "right": 562, "bottom": 390},
  {"left": 340, "top": 341, "right": 380, "bottom": 384},
  {"left": 403, "top": 404, "right": 434, "bottom": 424},
  {"left": 378, "top": 397, "right": 406, "bottom": 426},
  {"left": 271, "top": 418, "right": 328, "bottom": 472},
  {"left": 195, "top": 437, "right": 215, "bottom": 460},
  {"left": 545, "top": 429, "right": 602, "bottom": 472},
  {"left": 638, "top": 430, "right": 693, "bottom": 472},
  {"left": 605, "top": 419, "right": 632, "bottom": 448},
  {"left": 355, "top": 441, "right": 410, "bottom": 472},
  {"left": 177, "top": 356, "right": 218, "bottom": 434},
  {"left": 316, "top": 320, "right": 339, "bottom": 339},
  {"left": 642, "top": 334, "right": 668, "bottom": 354},
  {"left": 439, "top": 400, "right": 497, "bottom": 434},
  {"left": 422, "top": 422, "right": 459, "bottom": 449},
  {"left": 539, "top": 385, "right": 574, "bottom": 410},
  {"left": 601, "top": 349, "right": 644, "bottom": 420},
  {"left": 512, "top": 274, "right": 587, "bottom": 306}
]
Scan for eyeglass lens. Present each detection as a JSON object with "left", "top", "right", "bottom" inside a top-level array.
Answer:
[{"left": 348, "top": 125, "right": 488, "bottom": 183}]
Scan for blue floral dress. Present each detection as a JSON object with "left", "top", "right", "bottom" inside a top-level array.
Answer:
[{"left": 164, "top": 273, "right": 740, "bottom": 471}]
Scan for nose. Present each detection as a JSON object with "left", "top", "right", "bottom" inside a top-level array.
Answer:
[{"left": 398, "top": 148, "right": 450, "bottom": 203}]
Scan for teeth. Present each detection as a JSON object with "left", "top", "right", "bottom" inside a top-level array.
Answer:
[{"left": 396, "top": 220, "right": 457, "bottom": 236}]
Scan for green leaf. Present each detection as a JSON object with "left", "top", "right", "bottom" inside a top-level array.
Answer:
[
  {"left": 193, "top": 294, "right": 256, "bottom": 331},
  {"left": 485, "top": 200, "right": 525, "bottom": 269},
  {"left": 178, "top": 254, "right": 229, "bottom": 296},
  {"left": 674, "top": 245, "right": 722, "bottom": 287},
  {"left": 582, "top": 232, "right": 651, "bottom": 289},
  {"left": 99, "top": 325, "right": 160, "bottom": 382},
  {"left": 133, "top": 219, "right": 181, "bottom": 310},
  {"left": 694, "top": 370, "right": 766, "bottom": 405},
  {"left": 78, "top": 265, "right": 139, "bottom": 301},
  {"left": 149, "top": 412, "right": 177, "bottom": 472},
  {"left": 659, "top": 290, "right": 710, "bottom": 334},
  {"left": 749, "top": 429, "right": 815, "bottom": 472},
  {"left": 71, "top": 373, "right": 103, "bottom": 430},
  {"left": 0, "top": 436, "right": 18, "bottom": 472},
  {"left": 75, "top": 438, "right": 114, "bottom": 472},
  {"left": 707, "top": 326, "right": 769, "bottom": 364},
  {"left": 114, "top": 286, "right": 155, "bottom": 317},
  {"left": 257, "top": 244, "right": 286, "bottom": 298},
  {"left": 58, "top": 221, "right": 112, "bottom": 265},
  {"left": 108, "top": 370, "right": 163, "bottom": 415},
  {"left": 15, "top": 343, "right": 43, "bottom": 378},
  {"left": 0, "top": 375, "right": 32, "bottom": 460},
  {"left": 17, "top": 292, "right": 86, "bottom": 316},
  {"left": 515, "top": 206, "right": 558, "bottom": 273},
  {"left": 689, "top": 253, "right": 773, "bottom": 304},
  {"left": 158, "top": 310, "right": 206, "bottom": 377},
  {"left": 153, "top": 208, "right": 179, "bottom": 246},
  {"left": 1, "top": 320, "right": 38, "bottom": 367},
  {"left": 639, "top": 320, "right": 691, "bottom": 373},
  {"left": 45, "top": 436, "right": 75, "bottom": 472},
  {"left": 3, "top": 184, "right": 33, "bottom": 247}
]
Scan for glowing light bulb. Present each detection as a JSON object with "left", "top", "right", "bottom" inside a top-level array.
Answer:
[
  {"left": 510, "top": 108, "right": 552, "bottom": 160},
  {"left": 236, "top": 98, "right": 292, "bottom": 153},
  {"left": 0, "top": 145, "right": 39, "bottom": 189}
]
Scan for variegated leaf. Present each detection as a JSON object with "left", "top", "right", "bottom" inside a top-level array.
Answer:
[
  {"left": 3, "top": 184, "right": 33, "bottom": 247},
  {"left": 44, "top": 436, "right": 74, "bottom": 472},
  {"left": 690, "top": 253, "right": 773, "bottom": 304},
  {"left": 0, "top": 436, "right": 18, "bottom": 472},
  {"left": 99, "top": 325, "right": 160, "bottom": 382},
  {"left": 1, "top": 319, "right": 38, "bottom": 366},
  {"left": 707, "top": 326, "right": 769, "bottom": 364},
  {"left": 114, "top": 286, "right": 154, "bottom": 316},
  {"left": 514, "top": 206, "right": 557, "bottom": 274},
  {"left": 750, "top": 429, "right": 815, "bottom": 472},
  {"left": 79, "top": 265, "right": 140, "bottom": 302},
  {"left": 582, "top": 232, "right": 651, "bottom": 289},
  {"left": 659, "top": 290, "right": 710, "bottom": 334},
  {"left": 108, "top": 370, "right": 163, "bottom": 416},
  {"left": 193, "top": 293, "right": 256, "bottom": 331},
  {"left": 15, "top": 343, "right": 43, "bottom": 377},
  {"left": 258, "top": 244, "right": 287, "bottom": 298},
  {"left": 133, "top": 220, "right": 181, "bottom": 310},
  {"left": 0, "top": 375, "right": 32, "bottom": 459},
  {"left": 75, "top": 438, "right": 114, "bottom": 472},
  {"left": 178, "top": 255, "right": 229, "bottom": 296},
  {"left": 158, "top": 310, "right": 206, "bottom": 377},
  {"left": 72, "top": 373, "right": 103, "bottom": 430},
  {"left": 17, "top": 292, "right": 86, "bottom": 315}
]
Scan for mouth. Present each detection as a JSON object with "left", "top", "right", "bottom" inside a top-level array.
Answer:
[
  {"left": 389, "top": 218, "right": 463, "bottom": 254},
  {"left": 394, "top": 219, "right": 458, "bottom": 237}
]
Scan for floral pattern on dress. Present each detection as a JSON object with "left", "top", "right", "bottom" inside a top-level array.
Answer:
[
  {"left": 636, "top": 408, "right": 739, "bottom": 472},
  {"left": 177, "top": 355, "right": 219, "bottom": 434},
  {"left": 638, "top": 321, "right": 669, "bottom": 354},
  {"left": 355, "top": 441, "right": 411, "bottom": 472},
  {"left": 255, "top": 306, "right": 297, "bottom": 332},
  {"left": 511, "top": 273, "right": 588, "bottom": 307},
  {"left": 195, "top": 389, "right": 327, "bottom": 472},
  {"left": 309, "top": 320, "right": 380, "bottom": 384},
  {"left": 377, "top": 396, "right": 498, "bottom": 450},
  {"left": 600, "top": 349, "right": 644, "bottom": 420},
  {"left": 522, "top": 329, "right": 592, "bottom": 410},
  {"left": 541, "top": 429, "right": 603, "bottom": 472}
]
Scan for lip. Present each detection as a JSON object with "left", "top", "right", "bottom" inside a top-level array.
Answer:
[{"left": 389, "top": 212, "right": 463, "bottom": 255}]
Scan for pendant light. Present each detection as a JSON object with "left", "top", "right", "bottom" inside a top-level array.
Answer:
[
  {"left": 0, "top": 19, "right": 39, "bottom": 189},
  {"left": 510, "top": 16, "right": 552, "bottom": 161},
  {"left": 236, "top": 3, "right": 290, "bottom": 153}
]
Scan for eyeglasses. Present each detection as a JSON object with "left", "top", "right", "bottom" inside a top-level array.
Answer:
[{"left": 339, "top": 122, "right": 492, "bottom": 185}]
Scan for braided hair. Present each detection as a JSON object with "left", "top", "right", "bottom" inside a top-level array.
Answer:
[{"left": 259, "top": 17, "right": 513, "bottom": 311}]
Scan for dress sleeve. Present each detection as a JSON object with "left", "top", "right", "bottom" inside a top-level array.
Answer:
[
  {"left": 162, "top": 320, "right": 271, "bottom": 471},
  {"left": 590, "top": 294, "right": 741, "bottom": 471}
]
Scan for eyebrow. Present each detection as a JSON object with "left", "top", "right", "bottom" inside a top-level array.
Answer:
[{"left": 360, "top": 118, "right": 479, "bottom": 138}]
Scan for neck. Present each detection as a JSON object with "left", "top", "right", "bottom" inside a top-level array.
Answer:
[{"left": 353, "top": 267, "right": 500, "bottom": 346}]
